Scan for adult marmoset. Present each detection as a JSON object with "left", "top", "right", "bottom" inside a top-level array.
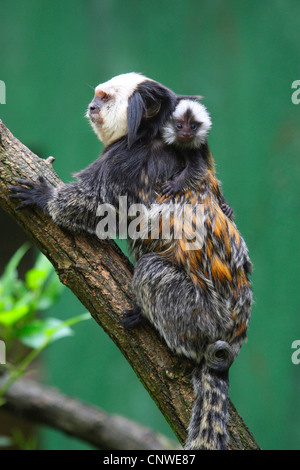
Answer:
[{"left": 8, "top": 72, "right": 252, "bottom": 450}]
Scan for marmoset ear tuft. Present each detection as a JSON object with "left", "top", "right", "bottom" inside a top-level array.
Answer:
[
  {"left": 127, "top": 80, "right": 176, "bottom": 148},
  {"left": 127, "top": 91, "right": 162, "bottom": 148},
  {"left": 127, "top": 92, "right": 146, "bottom": 149}
]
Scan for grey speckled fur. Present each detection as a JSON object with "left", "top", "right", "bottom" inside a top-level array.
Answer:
[{"left": 8, "top": 73, "right": 252, "bottom": 450}]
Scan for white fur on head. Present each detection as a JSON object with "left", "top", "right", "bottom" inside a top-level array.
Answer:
[
  {"left": 162, "top": 99, "right": 212, "bottom": 148},
  {"left": 88, "top": 72, "right": 147, "bottom": 147}
]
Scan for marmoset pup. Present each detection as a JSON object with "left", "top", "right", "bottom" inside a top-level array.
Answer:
[{"left": 161, "top": 98, "right": 233, "bottom": 219}]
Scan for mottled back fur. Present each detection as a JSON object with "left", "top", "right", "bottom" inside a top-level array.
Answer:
[{"left": 8, "top": 73, "right": 252, "bottom": 451}]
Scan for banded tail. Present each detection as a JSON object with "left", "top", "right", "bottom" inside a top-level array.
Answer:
[{"left": 185, "top": 362, "right": 230, "bottom": 450}]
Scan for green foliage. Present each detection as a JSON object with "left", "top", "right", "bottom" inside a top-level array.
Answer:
[
  {"left": 0, "top": 244, "right": 90, "bottom": 402},
  {"left": 0, "top": 244, "right": 64, "bottom": 337}
]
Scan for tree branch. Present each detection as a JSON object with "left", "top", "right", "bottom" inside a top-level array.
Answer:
[
  {"left": 0, "top": 119, "right": 260, "bottom": 450},
  {"left": 0, "top": 374, "right": 179, "bottom": 450}
]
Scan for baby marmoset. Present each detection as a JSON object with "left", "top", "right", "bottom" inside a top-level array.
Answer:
[{"left": 161, "top": 98, "right": 233, "bottom": 219}]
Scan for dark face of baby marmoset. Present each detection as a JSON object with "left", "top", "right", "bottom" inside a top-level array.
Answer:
[{"left": 161, "top": 99, "right": 212, "bottom": 198}]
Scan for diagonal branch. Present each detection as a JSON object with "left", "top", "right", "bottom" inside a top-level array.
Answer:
[{"left": 0, "top": 119, "right": 260, "bottom": 450}]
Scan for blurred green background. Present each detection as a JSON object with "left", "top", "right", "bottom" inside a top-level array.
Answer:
[{"left": 0, "top": 0, "right": 300, "bottom": 450}]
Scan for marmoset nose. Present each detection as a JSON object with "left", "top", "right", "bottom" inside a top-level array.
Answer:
[
  {"left": 89, "top": 102, "right": 100, "bottom": 114},
  {"left": 180, "top": 132, "right": 191, "bottom": 140}
]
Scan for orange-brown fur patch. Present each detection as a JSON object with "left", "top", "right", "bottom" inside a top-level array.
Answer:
[
  {"left": 213, "top": 212, "right": 226, "bottom": 239},
  {"left": 211, "top": 254, "right": 232, "bottom": 282},
  {"left": 206, "top": 239, "right": 213, "bottom": 258}
]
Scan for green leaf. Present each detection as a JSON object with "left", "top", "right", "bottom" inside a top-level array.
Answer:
[
  {"left": 16, "top": 318, "right": 74, "bottom": 349},
  {"left": 0, "top": 305, "right": 30, "bottom": 327},
  {"left": 16, "top": 313, "right": 90, "bottom": 349},
  {"left": 58, "top": 312, "right": 91, "bottom": 329},
  {"left": 0, "top": 295, "right": 14, "bottom": 312},
  {"left": 0, "top": 288, "right": 38, "bottom": 328},
  {"left": 0, "top": 244, "right": 30, "bottom": 293},
  {"left": 25, "top": 253, "right": 53, "bottom": 291},
  {"left": 25, "top": 268, "right": 49, "bottom": 291}
]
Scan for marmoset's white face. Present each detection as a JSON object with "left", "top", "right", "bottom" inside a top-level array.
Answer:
[
  {"left": 87, "top": 72, "right": 146, "bottom": 147},
  {"left": 162, "top": 99, "right": 212, "bottom": 148}
]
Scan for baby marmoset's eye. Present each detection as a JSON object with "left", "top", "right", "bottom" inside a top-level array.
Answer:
[
  {"left": 190, "top": 123, "right": 200, "bottom": 131},
  {"left": 176, "top": 123, "right": 183, "bottom": 130}
]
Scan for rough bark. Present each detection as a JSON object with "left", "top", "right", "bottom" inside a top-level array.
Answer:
[{"left": 0, "top": 119, "right": 260, "bottom": 450}]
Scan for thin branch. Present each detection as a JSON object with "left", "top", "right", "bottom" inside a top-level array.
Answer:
[
  {"left": 0, "top": 374, "right": 179, "bottom": 450},
  {"left": 0, "top": 119, "right": 260, "bottom": 450}
]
